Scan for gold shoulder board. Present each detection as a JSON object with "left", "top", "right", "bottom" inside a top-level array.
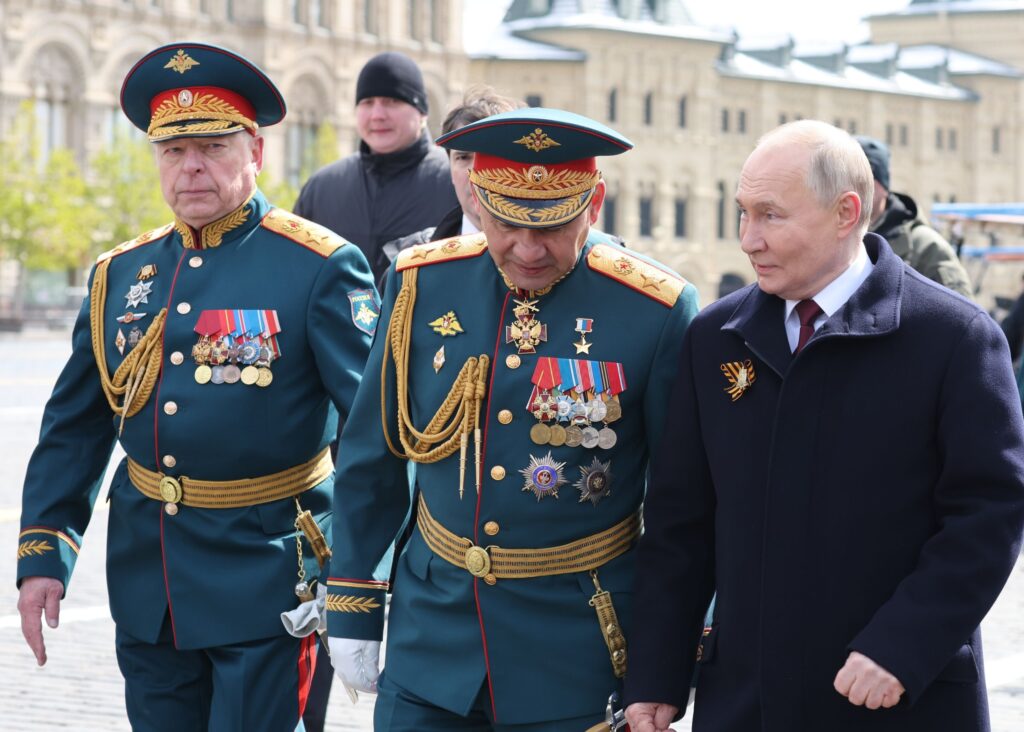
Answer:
[
  {"left": 96, "top": 223, "right": 173, "bottom": 264},
  {"left": 261, "top": 208, "right": 348, "bottom": 258},
  {"left": 396, "top": 232, "right": 488, "bottom": 272},
  {"left": 586, "top": 243, "right": 688, "bottom": 308}
]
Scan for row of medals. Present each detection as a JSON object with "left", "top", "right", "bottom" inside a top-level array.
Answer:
[
  {"left": 529, "top": 390, "right": 622, "bottom": 450},
  {"left": 191, "top": 335, "right": 274, "bottom": 387}
]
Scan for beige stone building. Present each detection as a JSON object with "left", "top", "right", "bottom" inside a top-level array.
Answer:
[
  {"left": 0, "top": 0, "right": 467, "bottom": 188},
  {"left": 0, "top": 0, "right": 1021, "bottom": 303},
  {"left": 470, "top": 0, "right": 1024, "bottom": 297}
]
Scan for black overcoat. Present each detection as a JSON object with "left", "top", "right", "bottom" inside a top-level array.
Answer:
[{"left": 625, "top": 234, "right": 1024, "bottom": 731}]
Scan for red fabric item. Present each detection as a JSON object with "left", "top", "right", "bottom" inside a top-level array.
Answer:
[{"left": 794, "top": 299, "right": 823, "bottom": 354}]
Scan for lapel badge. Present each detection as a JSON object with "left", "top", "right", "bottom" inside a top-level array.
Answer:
[
  {"left": 124, "top": 281, "right": 153, "bottom": 309},
  {"left": 520, "top": 452, "right": 567, "bottom": 501},
  {"left": 429, "top": 310, "right": 464, "bottom": 337},
  {"left": 115, "top": 329, "right": 127, "bottom": 356},
  {"left": 136, "top": 264, "right": 158, "bottom": 281},
  {"left": 433, "top": 345, "right": 446, "bottom": 373},
  {"left": 574, "top": 317, "right": 593, "bottom": 355},
  {"left": 116, "top": 312, "right": 148, "bottom": 324},
  {"left": 576, "top": 457, "right": 613, "bottom": 505},
  {"left": 721, "top": 359, "right": 756, "bottom": 402}
]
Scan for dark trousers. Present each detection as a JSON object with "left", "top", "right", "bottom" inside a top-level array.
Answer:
[
  {"left": 373, "top": 670, "right": 604, "bottom": 731},
  {"left": 115, "top": 614, "right": 317, "bottom": 732}
]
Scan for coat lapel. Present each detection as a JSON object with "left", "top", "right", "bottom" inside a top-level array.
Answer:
[
  {"left": 721, "top": 286, "right": 793, "bottom": 378},
  {"left": 720, "top": 234, "right": 904, "bottom": 375},
  {"left": 811, "top": 233, "right": 903, "bottom": 344}
]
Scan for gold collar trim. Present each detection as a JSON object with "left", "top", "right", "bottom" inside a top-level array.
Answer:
[{"left": 174, "top": 194, "right": 253, "bottom": 250}]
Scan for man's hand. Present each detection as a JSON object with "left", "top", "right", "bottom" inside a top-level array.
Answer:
[
  {"left": 625, "top": 702, "right": 679, "bottom": 732},
  {"left": 834, "top": 651, "right": 905, "bottom": 709},
  {"left": 18, "top": 576, "right": 64, "bottom": 666},
  {"left": 327, "top": 637, "right": 381, "bottom": 696}
]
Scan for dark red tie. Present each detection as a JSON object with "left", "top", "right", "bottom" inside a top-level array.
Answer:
[{"left": 794, "top": 299, "right": 823, "bottom": 354}]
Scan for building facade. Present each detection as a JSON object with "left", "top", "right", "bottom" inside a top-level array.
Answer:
[
  {"left": 471, "top": 0, "right": 1024, "bottom": 297},
  {"left": 0, "top": 0, "right": 1021, "bottom": 302},
  {"left": 0, "top": 0, "right": 467, "bottom": 187}
]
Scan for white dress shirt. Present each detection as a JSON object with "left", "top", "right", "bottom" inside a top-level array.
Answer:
[{"left": 784, "top": 244, "right": 874, "bottom": 352}]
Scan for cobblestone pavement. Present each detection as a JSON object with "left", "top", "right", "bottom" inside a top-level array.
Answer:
[{"left": 2, "top": 330, "right": 1022, "bottom": 731}]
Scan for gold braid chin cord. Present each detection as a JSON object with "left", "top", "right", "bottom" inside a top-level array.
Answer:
[
  {"left": 381, "top": 266, "right": 490, "bottom": 499},
  {"left": 90, "top": 259, "right": 168, "bottom": 434}
]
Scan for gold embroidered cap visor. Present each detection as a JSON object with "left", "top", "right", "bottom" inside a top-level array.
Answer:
[
  {"left": 436, "top": 107, "right": 633, "bottom": 229},
  {"left": 120, "top": 42, "right": 286, "bottom": 142}
]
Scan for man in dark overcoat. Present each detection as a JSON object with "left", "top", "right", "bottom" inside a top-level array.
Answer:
[{"left": 624, "top": 120, "right": 1024, "bottom": 732}]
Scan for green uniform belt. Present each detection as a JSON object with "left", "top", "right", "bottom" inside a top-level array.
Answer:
[
  {"left": 416, "top": 494, "right": 641, "bottom": 583},
  {"left": 127, "top": 447, "right": 333, "bottom": 509}
]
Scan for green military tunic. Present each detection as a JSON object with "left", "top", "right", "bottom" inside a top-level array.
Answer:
[
  {"left": 17, "top": 190, "right": 376, "bottom": 649},
  {"left": 326, "top": 230, "right": 698, "bottom": 724}
]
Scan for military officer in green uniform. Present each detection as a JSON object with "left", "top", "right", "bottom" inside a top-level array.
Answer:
[
  {"left": 324, "top": 108, "right": 700, "bottom": 730},
  {"left": 15, "top": 42, "right": 376, "bottom": 730}
]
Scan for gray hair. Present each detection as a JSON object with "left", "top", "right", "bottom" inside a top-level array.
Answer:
[{"left": 757, "top": 120, "right": 874, "bottom": 234}]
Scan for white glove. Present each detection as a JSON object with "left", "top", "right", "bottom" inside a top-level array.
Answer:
[
  {"left": 328, "top": 637, "right": 381, "bottom": 696},
  {"left": 280, "top": 584, "right": 326, "bottom": 638}
]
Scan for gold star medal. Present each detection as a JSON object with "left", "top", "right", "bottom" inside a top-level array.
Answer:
[
  {"left": 520, "top": 452, "right": 567, "bottom": 501},
  {"left": 721, "top": 359, "right": 756, "bottom": 401},
  {"left": 574, "top": 317, "right": 593, "bottom": 354},
  {"left": 429, "top": 311, "right": 464, "bottom": 337}
]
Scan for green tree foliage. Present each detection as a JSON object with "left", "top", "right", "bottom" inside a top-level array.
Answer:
[
  {"left": 0, "top": 103, "right": 170, "bottom": 275},
  {"left": 88, "top": 129, "right": 170, "bottom": 254}
]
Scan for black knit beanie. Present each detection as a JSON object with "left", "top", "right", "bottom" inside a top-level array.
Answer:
[
  {"left": 355, "top": 52, "right": 428, "bottom": 114},
  {"left": 855, "top": 135, "right": 891, "bottom": 192}
]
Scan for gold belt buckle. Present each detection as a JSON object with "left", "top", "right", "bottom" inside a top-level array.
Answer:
[
  {"left": 464, "top": 545, "right": 491, "bottom": 578},
  {"left": 159, "top": 475, "right": 183, "bottom": 504}
]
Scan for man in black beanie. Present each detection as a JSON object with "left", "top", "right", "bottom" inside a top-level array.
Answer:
[
  {"left": 294, "top": 51, "right": 457, "bottom": 280},
  {"left": 856, "top": 135, "right": 972, "bottom": 297}
]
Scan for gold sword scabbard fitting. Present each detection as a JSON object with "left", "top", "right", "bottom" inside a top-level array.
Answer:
[
  {"left": 295, "top": 508, "right": 332, "bottom": 568},
  {"left": 589, "top": 569, "right": 628, "bottom": 679}
]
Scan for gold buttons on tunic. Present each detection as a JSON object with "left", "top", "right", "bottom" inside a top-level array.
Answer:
[
  {"left": 164, "top": 503, "right": 179, "bottom": 516},
  {"left": 490, "top": 466, "right": 506, "bottom": 481},
  {"left": 484, "top": 521, "right": 500, "bottom": 536},
  {"left": 170, "top": 351, "right": 184, "bottom": 365},
  {"left": 497, "top": 410, "right": 513, "bottom": 425},
  {"left": 176, "top": 302, "right": 191, "bottom": 315},
  {"left": 163, "top": 401, "right": 178, "bottom": 415},
  {"left": 188, "top": 256, "right": 203, "bottom": 268},
  {"left": 484, "top": 574, "right": 497, "bottom": 585},
  {"left": 162, "top": 455, "right": 177, "bottom": 468},
  {"left": 505, "top": 354, "right": 521, "bottom": 369}
]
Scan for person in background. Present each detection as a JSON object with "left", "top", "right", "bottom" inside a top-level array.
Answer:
[
  {"left": 293, "top": 51, "right": 458, "bottom": 281},
  {"left": 381, "top": 85, "right": 524, "bottom": 266},
  {"left": 856, "top": 135, "right": 972, "bottom": 297}
]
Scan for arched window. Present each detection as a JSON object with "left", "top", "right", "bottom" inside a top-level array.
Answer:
[
  {"left": 286, "top": 77, "right": 330, "bottom": 186},
  {"left": 30, "top": 44, "right": 81, "bottom": 163},
  {"left": 608, "top": 88, "right": 617, "bottom": 123},
  {"left": 643, "top": 92, "right": 653, "bottom": 126}
]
